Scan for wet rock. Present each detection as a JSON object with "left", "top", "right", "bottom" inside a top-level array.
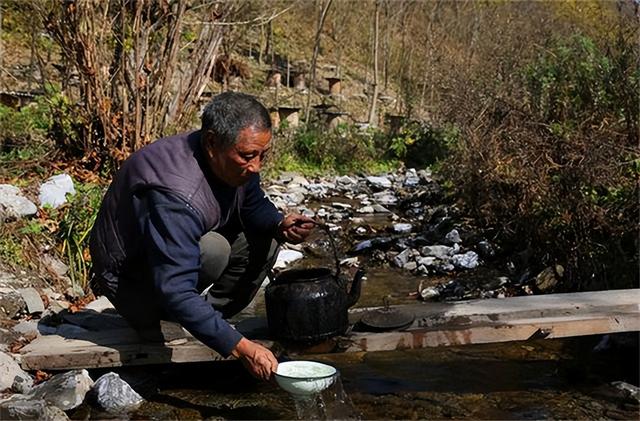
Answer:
[
  {"left": 331, "top": 202, "right": 352, "bottom": 210},
  {"left": 373, "top": 191, "right": 397, "bottom": 206},
  {"left": 417, "top": 169, "right": 433, "bottom": 183},
  {"left": 39, "top": 173, "right": 76, "bottom": 209},
  {"left": 444, "top": 229, "right": 461, "bottom": 244},
  {"left": 0, "top": 398, "right": 69, "bottom": 421},
  {"left": 0, "top": 289, "right": 26, "bottom": 319},
  {"left": 535, "top": 266, "right": 563, "bottom": 292},
  {"left": 393, "top": 249, "right": 413, "bottom": 268},
  {"left": 477, "top": 240, "right": 496, "bottom": 258},
  {"left": 404, "top": 261, "right": 417, "bottom": 271},
  {"left": 18, "top": 288, "right": 45, "bottom": 314},
  {"left": 419, "top": 286, "right": 440, "bottom": 300},
  {"left": 356, "top": 205, "right": 375, "bottom": 214},
  {"left": 335, "top": 175, "right": 358, "bottom": 187},
  {"left": 84, "top": 295, "right": 115, "bottom": 312},
  {"left": 306, "top": 184, "right": 328, "bottom": 198},
  {"left": 611, "top": 381, "right": 640, "bottom": 404},
  {"left": 403, "top": 169, "right": 420, "bottom": 187},
  {"left": 393, "top": 223, "right": 412, "bottom": 234},
  {"left": 416, "top": 265, "right": 429, "bottom": 275},
  {"left": 365, "top": 175, "right": 392, "bottom": 189},
  {"left": 420, "top": 245, "right": 455, "bottom": 259},
  {"left": 351, "top": 237, "right": 394, "bottom": 254},
  {"left": 0, "top": 184, "right": 37, "bottom": 219},
  {"left": 12, "top": 320, "right": 39, "bottom": 337},
  {"left": 371, "top": 204, "right": 390, "bottom": 213},
  {"left": 41, "top": 255, "right": 69, "bottom": 278},
  {"left": 436, "top": 262, "right": 456, "bottom": 273},
  {"left": 289, "top": 175, "right": 310, "bottom": 186},
  {"left": 417, "top": 256, "right": 437, "bottom": 267},
  {"left": 274, "top": 249, "right": 304, "bottom": 269},
  {"left": 88, "top": 372, "right": 144, "bottom": 413},
  {"left": 28, "top": 369, "right": 93, "bottom": 411},
  {"left": 0, "top": 351, "right": 33, "bottom": 393},
  {"left": 451, "top": 251, "right": 479, "bottom": 269}
]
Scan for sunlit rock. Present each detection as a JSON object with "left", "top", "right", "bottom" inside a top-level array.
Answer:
[
  {"left": 39, "top": 173, "right": 76, "bottom": 209},
  {"left": 0, "top": 185, "right": 37, "bottom": 219},
  {"left": 88, "top": 372, "right": 144, "bottom": 414},
  {"left": 451, "top": 251, "right": 479, "bottom": 269},
  {"left": 0, "top": 351, "right": 33, "bottom": 393},
  {"left": 28, "top": 369, "right": 93, "bottom": 411}
]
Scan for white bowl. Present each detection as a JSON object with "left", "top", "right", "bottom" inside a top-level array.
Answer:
[{"left": 275, "top": 361, "right": 337, "bottom": 396}]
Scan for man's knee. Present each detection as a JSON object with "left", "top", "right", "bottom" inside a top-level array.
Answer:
[{"left": 199, "top": 231, "right": 232, "bottom": 289}]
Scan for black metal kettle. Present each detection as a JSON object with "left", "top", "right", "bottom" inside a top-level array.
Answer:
[{"left": 265, "top": 266, "right": 365, "bottom": 343}]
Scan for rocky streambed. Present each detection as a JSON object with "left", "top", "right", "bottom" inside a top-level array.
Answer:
[{"left": 0, "top": 168, "right": 638, "bottom": 419}]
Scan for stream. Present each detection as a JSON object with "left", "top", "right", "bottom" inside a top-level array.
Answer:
[
  {"left": 71, "top": 264, "right": 638, "bottom": 420},
  {"left": 69, "top": 173, "right": 637, "bottom": 420}
]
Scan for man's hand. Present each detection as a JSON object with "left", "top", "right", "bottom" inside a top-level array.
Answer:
[
  {"left": 277, "top": 213, "right": 316, "bottom": 244},
  {"left": 231, "top": 337, "right": 278, "bottom": 381}
]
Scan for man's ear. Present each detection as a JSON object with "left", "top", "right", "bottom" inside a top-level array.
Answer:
[{"left": 202, "top": 131, "right": 219, "bottom": 157}]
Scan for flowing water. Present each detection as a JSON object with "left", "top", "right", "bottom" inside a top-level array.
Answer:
[{"left": 71, "top": 224, "right": 639, "bottom": 420}]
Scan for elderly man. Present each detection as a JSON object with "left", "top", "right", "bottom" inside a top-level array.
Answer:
[{"left": 89, "top": 92, "right": 314, "bottom": 380}]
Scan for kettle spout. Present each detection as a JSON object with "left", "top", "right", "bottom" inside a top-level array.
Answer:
[{"left": 347, "top": 268, "right": 365, "bottom": 308}]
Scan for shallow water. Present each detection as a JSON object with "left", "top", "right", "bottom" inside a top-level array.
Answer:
[
  {"left": 75, "top": 231, "right": 639, "bottom": 420},
  {"left": 75, "top": 334, "right": 638, "bottom": 420}
]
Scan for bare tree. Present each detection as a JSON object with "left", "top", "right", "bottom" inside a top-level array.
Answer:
[
  {"left": 367, "top": 0, "right": 380, "bottom": 125},
  {"left": 38, "top": 0, "right": 244, "bottom": 164},
  {"left": 304, "top": 0, "right": 333, "bottom": 124}
]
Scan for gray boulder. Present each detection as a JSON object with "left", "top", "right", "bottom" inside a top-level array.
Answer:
[
  {"left": 0, "top": 398, "right": 69, "bottom": 421},
  {"left": 0, "top": 185, "right": 37, "bottom": 219},
  {"left": 38, "top": 174, "right": 76, "bottom": 209},
  {"left": 88, "top": 372, "right": 144, "bottom": 413},
  {"left": 28, "top": 369, "right": 93, "bottom": 411},
  {"left": 451, "top": 251, "right": 480, "bottom": 269},
  {"left": 0, "top": 351, "right": 33, "bottom": 393}
]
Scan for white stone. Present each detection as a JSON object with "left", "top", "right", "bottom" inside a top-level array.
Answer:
[
  {"left": 356, "top": 206, "right": 375, "bottom": 214},
  {"left": 0, "top": 351, "right": 33, "bottom": 393},
  {"left": 84, "top": 295, "right": 115, "bottom": 312},
  {"left": 274, "top": 250, "right": 304, "bottom": 269},
  {"left": 365, "top": 175, "right": 392, "bottom": 189},
  {"left": 393, "top": 223, "right": 412, "bottom": 234},
  {"left": 18, "top": 288, "right": 45, "bottom": 314},
  {"left": 451, "top": 251, "right": 480, "bottom": 269},
  {"left": 421, "top": 245, "right": 455, "bottom": 259},
  {"left": 445, "top": 229, "right": 461, "bottom": 244},
  {"left": 0, "top": 184, "right": 37, "bottom": 219},
  {"left": 393, "top": 249, "right": 413, "bottom": 268},
  {"left": 39, "top": 173, "right": 76, "bottom": 209},
  {"left": 0, "top": 398, "right": 70, "bottom": 421},
  {"left": 28, "top": 369, "right": 93, "bottom": 411},
  {"left": 89, "top": 372, "right": 144, "bottom": 413},
  {"left": 372, "top": 204, "right": 390, "bottom": 213}
]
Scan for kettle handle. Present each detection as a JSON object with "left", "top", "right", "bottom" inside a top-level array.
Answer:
[{"left": 313, "top": 221, "right": 342, "bottom": 279}]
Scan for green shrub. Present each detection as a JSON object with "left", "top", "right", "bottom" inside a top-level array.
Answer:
[
  {"left": 389, "top": 122, "right": 459, "bottom": 168},
  {"left": 443, "top": 32, "right": 639, "bottom": 291},
  {"left": 56, "top": 183, "right": 105, "bottom": 293},
  {"left": 269, "top": 122, "right": 398, "bottom": 175}
]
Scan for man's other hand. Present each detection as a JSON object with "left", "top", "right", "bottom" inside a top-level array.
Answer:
[
  {"left": 278, "top": 213, "right": 316, "bottom": 244},
  {"left": 231, "top": 337, "right": 278, "bottom": 381}
]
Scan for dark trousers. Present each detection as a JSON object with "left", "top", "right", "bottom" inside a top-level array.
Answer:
[{"left": 94, "top": 231, "right": 279, "bottom": 335}]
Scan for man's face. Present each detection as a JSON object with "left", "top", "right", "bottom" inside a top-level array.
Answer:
[{"left": 205, "top": 126, "right": 272, "bottom": 187}]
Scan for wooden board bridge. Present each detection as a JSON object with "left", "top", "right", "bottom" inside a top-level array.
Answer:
[{"left": 15, "top": 288, "right": 640, "bottom": 371}]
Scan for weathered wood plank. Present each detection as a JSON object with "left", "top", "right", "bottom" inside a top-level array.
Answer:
[
  {"left": 341, "top": 310, "right": 640, "bottom": 352},
  {"left": 17, "top": 289, "right": 640, "bottom": 370}
]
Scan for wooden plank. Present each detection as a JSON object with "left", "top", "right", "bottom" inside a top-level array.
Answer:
[
  {"left": 17, "top": 289, "right": 640, "bottom": 370},
  {"left": 340, "top": 310, "right": 640, "bottom": 353}
]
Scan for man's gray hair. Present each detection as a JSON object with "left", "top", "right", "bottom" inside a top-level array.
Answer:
[{"left": 201, "top": 92, "right": 272, "bottom": 149}]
